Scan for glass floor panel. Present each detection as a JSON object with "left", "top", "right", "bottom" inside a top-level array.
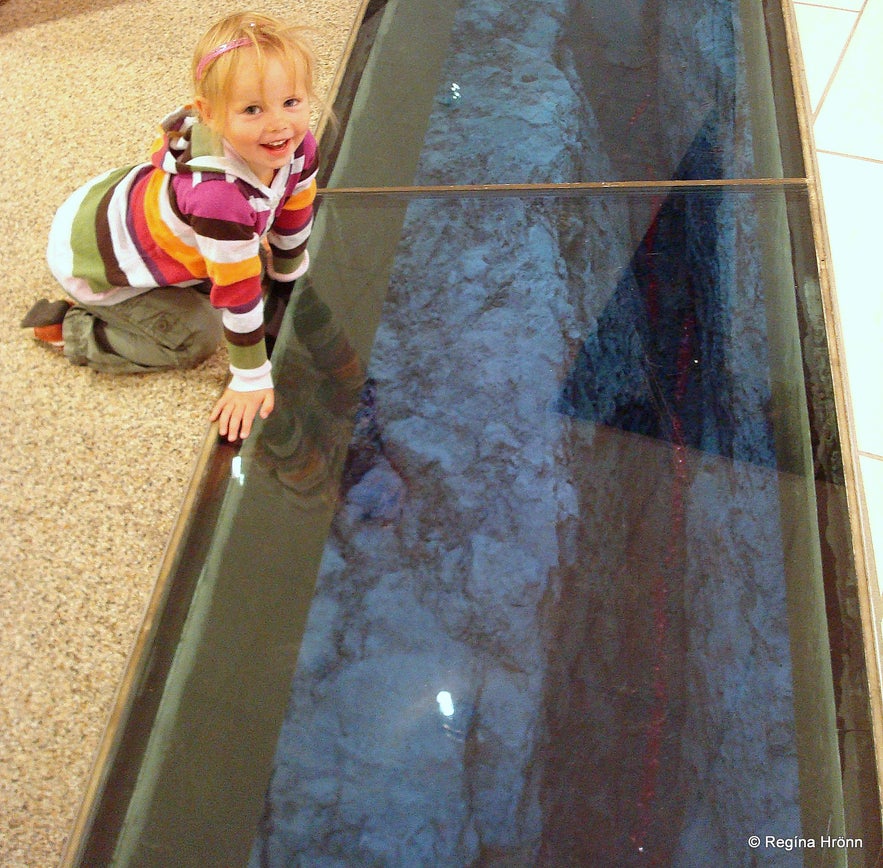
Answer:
[
  {"left": 320, "top": 0, "right": 804, "bottom": 187},
  {"left": 103, "top": 184, "right": 878, "bottom": 867},
  {"left": 66, "top": 0, "right": 881, "bottom": 865}
]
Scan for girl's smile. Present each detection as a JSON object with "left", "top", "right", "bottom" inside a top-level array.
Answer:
[{"left": 198, "top": 50, "right": 311, "bottom": 185}]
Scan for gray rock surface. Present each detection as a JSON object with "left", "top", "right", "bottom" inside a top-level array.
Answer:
[{"left": 251, "top": 0, "right": 811, "bottom": 864}]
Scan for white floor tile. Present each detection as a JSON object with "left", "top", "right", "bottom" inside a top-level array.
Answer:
[
  {"left": 796, "top": 0, "right": 865, "bottom": 11},
  {"left": 794, "top": 5, "right": 857, "bottom": 112},
  {"left": 816, "top": 152, "right": 883, "bottom": 456},
  {"left": 814, "top": 0, "right": 883, "bottom": 159}
]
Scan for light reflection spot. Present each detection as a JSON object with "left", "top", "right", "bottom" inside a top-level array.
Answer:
[{"left": 436, "top": 690, "right": 455, "bottom": 717}]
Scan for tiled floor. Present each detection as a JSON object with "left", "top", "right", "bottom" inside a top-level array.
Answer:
[{"left": 794, "top": 0, "right": 883, "bottom": 663}]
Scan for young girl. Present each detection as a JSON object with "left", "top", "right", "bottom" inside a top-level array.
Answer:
[{"left": 23, "top": 11, "right": 321, "bottom": 442}]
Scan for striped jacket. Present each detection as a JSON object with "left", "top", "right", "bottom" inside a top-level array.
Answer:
[{"left": 47, "top": 107, "right": 318, "bottom": 391}]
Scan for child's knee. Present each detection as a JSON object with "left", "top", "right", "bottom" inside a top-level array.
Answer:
[{"left": 184, "top": 312, "right": 223, "bottom": 365}]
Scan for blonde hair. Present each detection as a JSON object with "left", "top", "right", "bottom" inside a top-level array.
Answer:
[{"left": 192, "top": 11, "right": 318, "bottom": 133}]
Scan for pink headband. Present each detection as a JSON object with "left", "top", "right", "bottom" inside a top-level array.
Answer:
[{"left": 196, "top": 37, "right": 252, "bottom": 81}]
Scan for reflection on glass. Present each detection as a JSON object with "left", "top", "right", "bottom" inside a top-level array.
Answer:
[
  {"left": 262, "top": 280, "right": 366, "bottom": 502},
  {"left": 246, "top": 188, "right": 850, "bottom": 866},
  {"left": 437, "top": 691, "right": 455, "bottom": 717}
]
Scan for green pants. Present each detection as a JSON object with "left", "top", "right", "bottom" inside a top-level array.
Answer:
[{"left": 63, "top": 286, "right": 224, "bottom": 374}]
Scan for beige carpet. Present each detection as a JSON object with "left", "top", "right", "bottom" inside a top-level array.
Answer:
[{"left": 0, "top": 1, "right": 362, "bottom": 863}]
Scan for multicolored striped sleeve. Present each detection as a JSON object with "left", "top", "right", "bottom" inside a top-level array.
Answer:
[
  {"left": 219, "top": 295, "right": 272, "bottom": 392},
  {"left": 267, "top": 146, "right": 318, "bottom": 282},
  {"left": 180, "top": 178, "right": 271, "bottom": 390}
]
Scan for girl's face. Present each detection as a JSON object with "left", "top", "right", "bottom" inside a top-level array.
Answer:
[{"left": 200, "top": 49, "right": 311, "bottom": 185}]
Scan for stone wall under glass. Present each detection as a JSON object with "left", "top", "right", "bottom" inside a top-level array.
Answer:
[{"left": 244, "top": 186, "right": 855, "bottom": 866}]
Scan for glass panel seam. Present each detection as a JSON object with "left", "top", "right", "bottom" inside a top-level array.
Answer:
[{"left": 318, "top": 178, "right": 810, "bottom": 198}]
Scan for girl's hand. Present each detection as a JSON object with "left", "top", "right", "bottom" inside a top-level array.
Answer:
[{"left": 210, "top": 387, "right": 275, "bottom": 442}]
